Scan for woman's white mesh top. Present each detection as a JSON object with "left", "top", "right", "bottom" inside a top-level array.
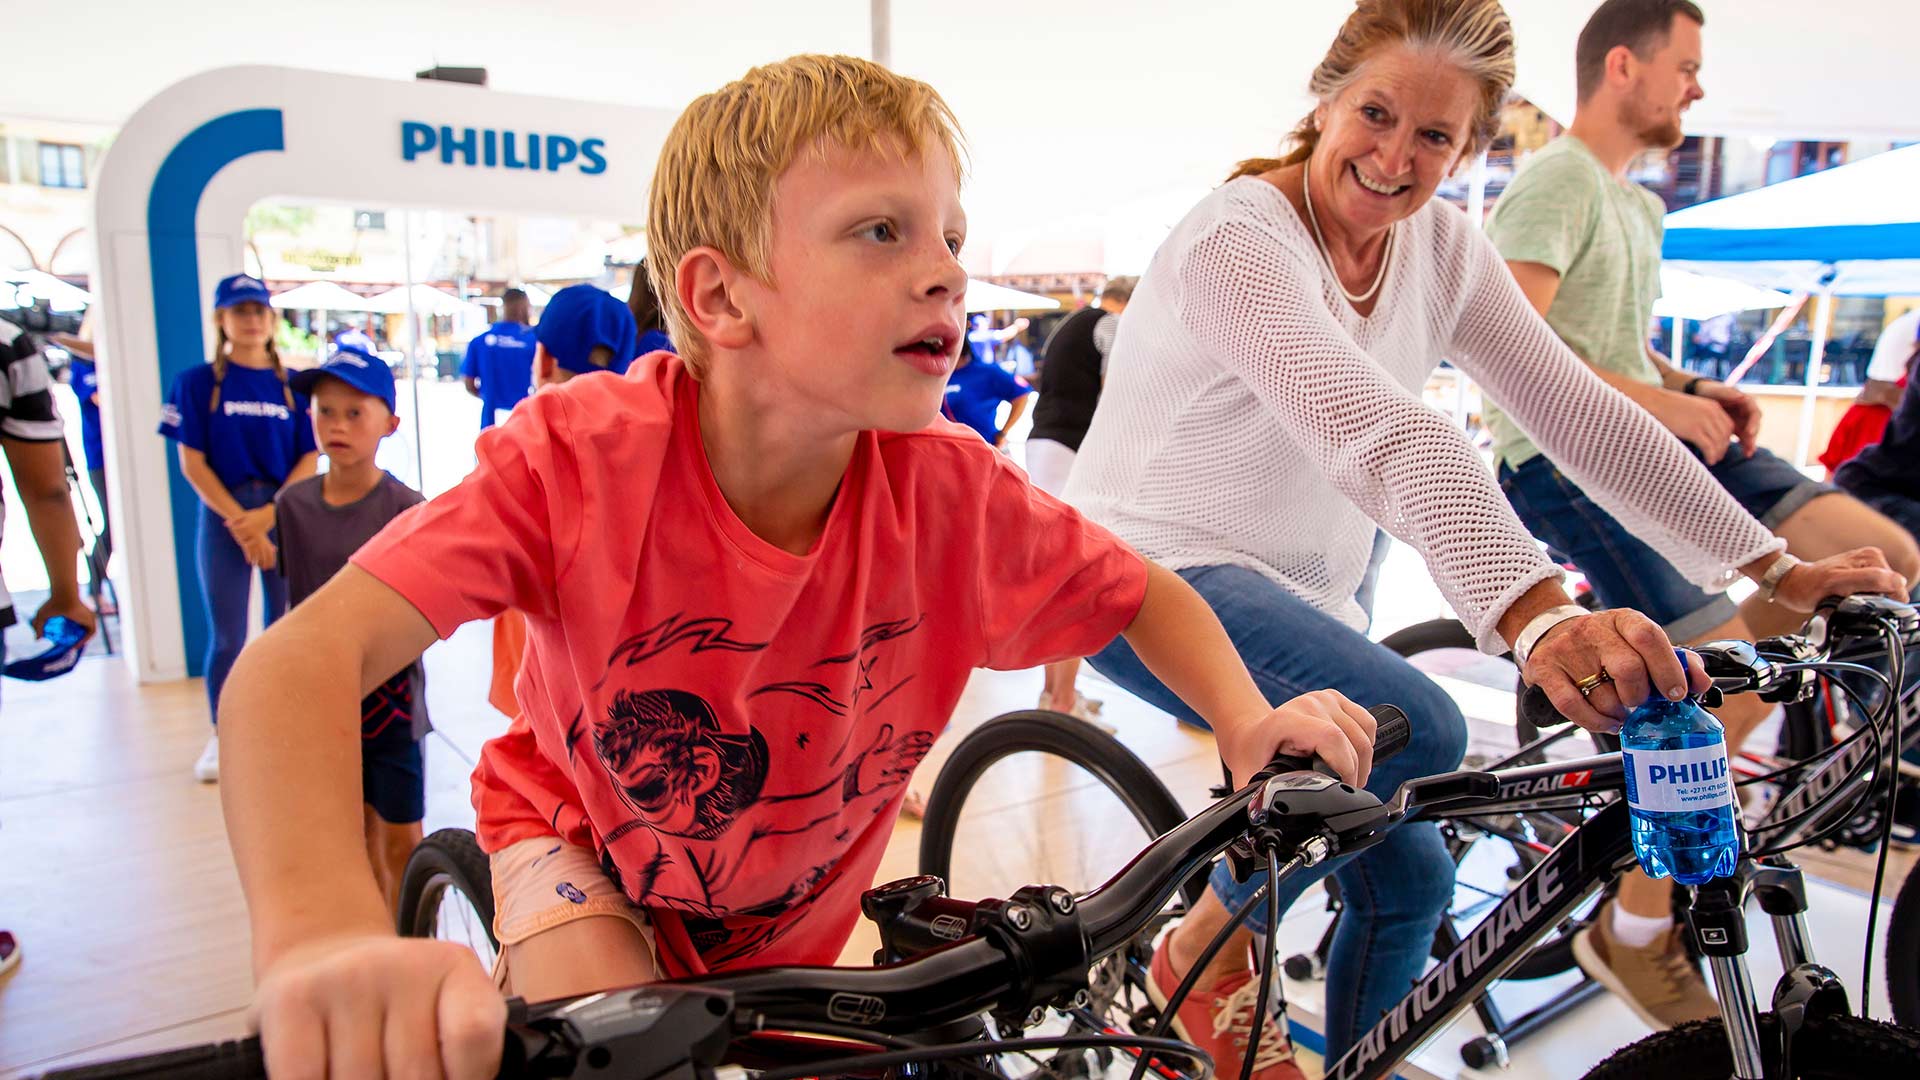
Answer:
[{"left": 1065, "top": 176, "right": 1782, "bottom": 652}]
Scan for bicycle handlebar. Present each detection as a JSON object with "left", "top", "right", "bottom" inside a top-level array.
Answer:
[
  {"left": 1517, "top": 593, "right": 1920, "bottom": 731},
  {"left": 41, "top": 708, "right": 1412, "bottom": 1080}
]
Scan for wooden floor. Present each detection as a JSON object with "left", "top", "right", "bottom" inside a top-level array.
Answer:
[{"left": 3, "top": 601, "right": 1914, "bottom": 1077}]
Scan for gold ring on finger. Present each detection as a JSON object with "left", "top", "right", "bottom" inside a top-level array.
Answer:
[{"left": 1574, "top": 669, "right": 1612, "bottom": 697}]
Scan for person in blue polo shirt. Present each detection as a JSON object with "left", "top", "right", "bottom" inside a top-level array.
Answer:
[
  {"left": 459, "top": 288, "right": 538, "bottom": 429},
  {"left": 157, "top": 273, "right": 318, "bottom": 782},
  {"left": 943, "top": 324, "right": 1033, "bottom": 449}
]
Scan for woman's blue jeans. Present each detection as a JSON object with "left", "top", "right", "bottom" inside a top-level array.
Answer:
[
  {"left": 197, "top": 479, "right": 288, "bottom": 724},
  {"left": 1088, "top": 564, "right": 1467, "bottom": 1060}
]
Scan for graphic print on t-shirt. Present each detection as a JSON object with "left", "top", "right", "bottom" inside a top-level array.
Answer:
[{"left": 573, "top": 609, "right": 934, "bottom": 966}]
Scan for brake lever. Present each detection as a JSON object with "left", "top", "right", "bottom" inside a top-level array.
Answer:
[{"left": 1817, "top": 594, "right": 1920, "bottom": 645}]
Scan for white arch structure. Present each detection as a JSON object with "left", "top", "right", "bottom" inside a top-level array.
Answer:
[{"left": 92, "top": 66, "right": 676, "bottom": 681}]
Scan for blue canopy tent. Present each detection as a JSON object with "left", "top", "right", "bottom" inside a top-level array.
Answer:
[{"left": 1662, "top": 144, "right": 1920, "bottom": 463}]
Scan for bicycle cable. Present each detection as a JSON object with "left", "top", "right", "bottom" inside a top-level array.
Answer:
[
  {"left": 1125, "top": 859, "right": 1295, "bottom": 1080},
  {"left": 1859, "top": 617, "right": 1907, "bottom": 1021},
  {"left": 1238, "top": 843, "right": 1285, "bottom": 1080},
  {"left": 1746, "top": 676, "right": 1889, "bottom": 855},
  {"left": 748, "top": 1033, "right": 1214, "bottom": 1080}
]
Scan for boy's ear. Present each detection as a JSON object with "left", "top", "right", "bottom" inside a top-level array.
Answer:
[
  {"left": 383, "top": 410, "right": 401, "bottom": 437},
  {"left": 677, "top": 246, "right": 754, "bottom": 352},
  {"left": 533, "top": 342, "right": 557, "bottom": 386}
]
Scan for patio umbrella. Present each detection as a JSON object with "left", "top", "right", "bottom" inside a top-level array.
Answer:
[
  {"left": 964, "top": 280, "right": 1060, "bottom": 314},
  {"left": 270, "top": 280, "right": 380, "bottom": 312},
  {"left": 364, "top": 284, "right": 479, "bottom": 317},
  {"left": 1653, "top": 268, "right": 1791, "bottom": 322}
]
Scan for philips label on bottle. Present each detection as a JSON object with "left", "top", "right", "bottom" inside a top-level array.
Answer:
[{"left": 1623, "top": 744, "right": 1733, "bottom": 814}]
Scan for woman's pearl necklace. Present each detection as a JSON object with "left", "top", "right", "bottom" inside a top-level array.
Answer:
[{"left": 1302, "top": 160, "right": 1395, "bottom": 306}]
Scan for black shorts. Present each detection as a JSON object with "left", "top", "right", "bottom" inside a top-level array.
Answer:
[{"left": 362, "top": 671, "right": 425, "bottom": 825}]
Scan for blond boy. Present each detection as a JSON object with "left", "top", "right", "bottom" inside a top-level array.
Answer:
[{"left": 220, "top": 55, "right": 1377, "bottom": 1078}]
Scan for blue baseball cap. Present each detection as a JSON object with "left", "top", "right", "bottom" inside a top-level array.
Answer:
[
  {"left": 537, "top": 284, "right": 638, "bottom": 376},
  {"left": 214, "top": 273, "right": 273, "bottom": 309},
  {"left": 291, "top": 343, "right": 397, "bottom": 412}
]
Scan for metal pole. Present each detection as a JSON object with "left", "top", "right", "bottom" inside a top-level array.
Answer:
[
  {"left": 1672, "top": 315, "right": 1685, "bottom": 366},
  {"left": 1706, "top": 956, "right": 1769, "bottom": 1080},
  {"left": 402, "top": 210, "right": 426, "bottom": 492},
  {"left": 1793, "top": 289, "right": 1832, "bottom": 468},
  {"left": 870, "top": 0, "right": 891, "bottom": 67}
]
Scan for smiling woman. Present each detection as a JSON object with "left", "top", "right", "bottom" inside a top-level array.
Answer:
[{"left": 1060, "top": 0, "right": 1855, "bottom": 1071}]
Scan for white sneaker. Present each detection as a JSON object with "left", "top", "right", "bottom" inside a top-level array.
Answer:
[{"left": 194, "top": 734, "right": 219, "bottom": 783}]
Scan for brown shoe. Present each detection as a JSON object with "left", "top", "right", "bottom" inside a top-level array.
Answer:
[{"left": 1573, "top": 900, "right": 1719, "bottom": 1030}]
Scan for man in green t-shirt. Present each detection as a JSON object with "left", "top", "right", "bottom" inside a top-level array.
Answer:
[{"left": 1486, "top": 0, "right": 1920, "bottom": 1031}]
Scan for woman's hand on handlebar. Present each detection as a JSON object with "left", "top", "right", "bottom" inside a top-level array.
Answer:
[
  {"left": 1216, "top": 688, "right": 1377, "bottom": 791},
  {"left": 1769, "top": 548, "right": 1909, "bottom": 612},
  {"left": 252, "top": 933, "right": 505, "bottom": 1080},
  {"left": 1524, "top": 610, "right": 1709, "bottom": 734}
]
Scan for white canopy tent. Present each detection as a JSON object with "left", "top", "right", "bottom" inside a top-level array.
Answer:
[
  {"left": 1662, "top": 144, "right": 1920, "bottom": 462},
  {"left": 1663, "top": 143, "right": 1920, "bottom": 296},
  {"left": 22, "top": 1, "right": 1920, "bottom": 276},
  {"left": 3, "top": 269, "right": 92, "bottom": 313}
]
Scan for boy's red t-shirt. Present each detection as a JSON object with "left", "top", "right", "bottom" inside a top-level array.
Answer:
[{"left": 352, "top": 355, "right": 1147, "bottom": 976}]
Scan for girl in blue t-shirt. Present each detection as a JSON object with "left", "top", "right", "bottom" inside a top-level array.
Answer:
[{"left": 157, "top": 274, "right": 318, "bottom": 781}]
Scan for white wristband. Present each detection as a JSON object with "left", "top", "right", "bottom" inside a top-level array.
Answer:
[
  {"left": 1759, "top": 552, "right": 1802, "bottom": 602},
  {"left": 1512, "top": 604, "right": 1590, "bottom": 666}
]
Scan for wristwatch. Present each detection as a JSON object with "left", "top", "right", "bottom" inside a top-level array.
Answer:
[
  {"left": 1513, "top": 604, "right": 1590, "bottom": 666},
  {"left": 1683, "top": 376, "right": 1706, "bottom": 395}
]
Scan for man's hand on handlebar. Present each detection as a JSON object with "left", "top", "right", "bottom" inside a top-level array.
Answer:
[
  {"left": 1215, "top": 688, "right": 1378, "bottom": 791},
  {"left": 1769, "top": 548, "right": 1909, "bottom": 613},
  {"left": 252, "top": 934, "right": 505, "bottom": 1080},
  {"left": 1524, "top": 610, "right": 1710, "bottom": 734}
]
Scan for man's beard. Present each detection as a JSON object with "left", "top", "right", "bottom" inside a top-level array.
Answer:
[{"left": 1620, "top": 95, "right": 1685, "bottom": 150}]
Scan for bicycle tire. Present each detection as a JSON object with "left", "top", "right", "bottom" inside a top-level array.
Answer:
[
  {"left": 1580, "top": 1012, "right": 1920, "bottom": 1079},
  {"left": 918, "top": 709, "right": 1203, "bottom": 907},
  {"left": 1890, "top": 860, "right": 1920, "bottom": 1027},
  {"left": 397, "top": 827, "right": 499, "bottom": 952}
]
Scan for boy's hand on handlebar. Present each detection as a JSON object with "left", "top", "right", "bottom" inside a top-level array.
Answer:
[
  {"left": 1217, "top": 688, "right": 1377, "bottom": 790},
  {"left": 1770, "top": 548, "right": 1908, "bottom": 612},
  {"left": 252, "top": 934, "right": 505, "bottom": 1080},
  {"left": 1524, "top": 610, "right": 1710, "bottom": 733}
]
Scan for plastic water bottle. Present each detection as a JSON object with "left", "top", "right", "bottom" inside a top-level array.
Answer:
[{"left": 1620, "top": 654, "right": 1740, "bottom": 884}]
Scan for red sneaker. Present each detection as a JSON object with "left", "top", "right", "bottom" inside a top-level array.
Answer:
[{"left": 1145, "top": 936, "right": 1304, "bottom": 1079}]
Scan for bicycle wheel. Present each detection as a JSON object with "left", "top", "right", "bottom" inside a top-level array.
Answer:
[
  {"left": 1580, "top": 1013, "right": 1920, "bottom": 1079},
  {"left": 397, "top": 827, "right": 499, "bottom": 971},
  {"left": 918, "top": 710, "right": 1204, "bottom": 1080},
  {"left": 919, "top": 710, "right": 1201, "bottom": 905},
  {"left": 1890, "top": 861, "right": 1920, "bottom": 1027}
]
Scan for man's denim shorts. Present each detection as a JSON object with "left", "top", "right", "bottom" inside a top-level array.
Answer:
[{"left": 1499, "top": 443, "right": 1832, "bottom": 641}]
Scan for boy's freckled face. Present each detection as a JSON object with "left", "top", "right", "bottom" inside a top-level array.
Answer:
[
  {"left": 311, "top": 380, "right": 397, "bottom": 468},
  {"left": 741, "top": 138, "right": 969, "bottom": 432}
]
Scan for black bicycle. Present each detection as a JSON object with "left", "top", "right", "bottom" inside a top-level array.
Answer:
[
  {"left": 38, "top": 599, "right": 1920, "bottom": 1080},
  {"left": 1387, "top": 603, "right": 1920, "bottom": 1028}
]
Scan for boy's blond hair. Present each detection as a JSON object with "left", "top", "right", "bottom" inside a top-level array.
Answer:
[{"left": 646, "top": 54, "right": 965, "bottom": 377}]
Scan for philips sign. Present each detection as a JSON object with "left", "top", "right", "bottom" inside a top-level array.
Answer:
[{"left": 401, "top": 122, "right": 608, "bottom": 175}]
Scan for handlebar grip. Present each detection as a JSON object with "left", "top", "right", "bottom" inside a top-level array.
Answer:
[
  {"left": 35, "top": 1037, "right": 265, "bottom": 1080},
  {"left": 1369, "top": 704, "right": 1410, "bottom": 763},
  {"left": 1519, "top": 682, "right": 1571, "bottom": 730},
  {"left": 1256, "top": 703, "right": 1414, "bottom": 781}
]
